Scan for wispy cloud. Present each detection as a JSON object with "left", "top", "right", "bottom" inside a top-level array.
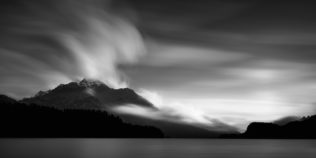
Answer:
[{"left": 0, "top": 0, "right": 145, "bottom": 98}]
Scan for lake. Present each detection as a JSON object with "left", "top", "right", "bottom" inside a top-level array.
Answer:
[{"left": 0, "top": 139, "right": 315, "bottom": 158}]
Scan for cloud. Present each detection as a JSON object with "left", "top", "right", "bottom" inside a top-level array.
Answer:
[
  {"left": 112, "top": 88, "right": 241, "bottom": 132},
  {"left": 112, "top": 103, "right": 236, "bottom": 132},
  {"left": 139, "top": 41, "right": 250, "bottom": 67},
  {"left": 0, "top": 0, "right": 146, "bottom": 98},
  {"left": 114, "top": 89, "right": 212, "bottom": 124},
  {"left": 122, "top": 47, "right": 316, "bottom": 130}
]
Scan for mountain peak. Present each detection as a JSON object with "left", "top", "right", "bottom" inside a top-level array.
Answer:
[
  {"left": 22, "top": 79, "right": 154, "bottom": 110},
  {"left": 78, "top": 78, "right": 105, "bottom": 88},
  {"left": 49, "top": 79, "right": 109, "bottom": 93}
]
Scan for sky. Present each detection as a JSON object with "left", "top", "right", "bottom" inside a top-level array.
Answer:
[{"left": 1, "top": 0, "right": 316, "bottom": 130}]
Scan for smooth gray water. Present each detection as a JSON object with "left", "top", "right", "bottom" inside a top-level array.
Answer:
[{"left": 0, "top": 139, "right": 316, "bottom": 158}]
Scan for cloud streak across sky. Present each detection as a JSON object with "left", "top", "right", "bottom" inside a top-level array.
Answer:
[
  {"left": 0, "top": 0, "right": 146, "bottom": 97},
  {"left": 1, "top": 0, "right": 316, "bottom": 130}
]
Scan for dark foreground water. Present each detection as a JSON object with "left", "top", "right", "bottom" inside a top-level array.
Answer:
[{"left": 0, "top": 139, "right": 316, "bottom": 158}]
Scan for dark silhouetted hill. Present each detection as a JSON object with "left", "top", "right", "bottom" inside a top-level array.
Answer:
[
  {"left": 0, "top": 94, "right": 17, "bottom": 104},
  {"left": 242, "top": 122, "right": 282, "bottom": 138},
  {"left": 222, "top": 115, "right": 316, "bottom": 139},
  {"left": 0, "top": 95, "right": 163, "bottom": 138},
  {"left": 273, "top": 116, "right": 300, "bottom": 126},
  {"left": 21, "top": 79, "right": 154, "bottom": 110}
]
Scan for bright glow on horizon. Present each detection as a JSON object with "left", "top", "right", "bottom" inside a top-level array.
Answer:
[{"left": 112, "top": 87, "right": 309, "bottom": 131}]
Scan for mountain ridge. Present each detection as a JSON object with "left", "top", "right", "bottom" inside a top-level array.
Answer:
[
  {"left": 0, "top": 94, "right": 232, "bottom": 138},
  {"left": 0, "top": 96, "right": 164, "bottom": 138},
  {"left": 21, "top": 79, "right": 154, "bottom": 110},
  {"left": 18, "top": 79, "right": 229, "bottom": 137},
  {"left": 222, "top": 115, "right": 316, "bottom": 139},
  {"left": 0, "top": 94, "right": 17, "bottom": 104}
]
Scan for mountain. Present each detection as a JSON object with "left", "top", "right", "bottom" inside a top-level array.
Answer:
[
  {"left": 273, "top": 116, "right": 300, "bottom": 126},
  {"left": 0, "top": 93, "right": 225, "bottom": 138},
  {"left": 223, "top": 115, "right": 316, "bottom": 139},
  {"left": 0, "top": 94, "right": 17, "bottom": 104},
  {"left": 11, "top": 79, "right": 237, "bottom": 138},
  {"left": 22, "top": 79, "right": 154, "bottom": 110},
  {"left": 0, "top": 97, "right": 163, "bottom": 138}
]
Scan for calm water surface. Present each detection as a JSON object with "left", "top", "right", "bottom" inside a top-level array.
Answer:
[{"left": 0, "top": 139, "right": 315, "bottom": 158}]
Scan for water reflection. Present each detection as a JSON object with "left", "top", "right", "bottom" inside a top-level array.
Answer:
[{"left": 0, "top": 139, "right": 316, "bottom": 158}]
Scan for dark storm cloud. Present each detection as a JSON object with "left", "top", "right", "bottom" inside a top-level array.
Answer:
[{"left": 123, "top": 0, "right": 316, "bottom": 61}]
